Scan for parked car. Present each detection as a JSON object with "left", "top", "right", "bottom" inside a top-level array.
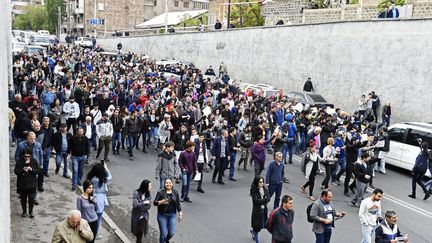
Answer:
[
  {"left": 31, "top": 35, "right": 50, "bottom": 48},
  {"left": 386, "top": 122, "right": 432, "bottom": 177},
  {"left": 37, "top": 30, "right": 50, "bottom": 35},
  {"left": 12, "top": 41, "right": 28, "bottom": 53},
  {"left": 23, "top": 31, "right": 37, "bottom": 44},
  {"left": 49, "top": 35, "right": 59, "bottom": 44},
  {"left": 27, "top": 45, "right": 46, "bottom": 56},
  {"left": 74, "top": 37, "right": 93, "bottom": 48},
  {"left": 286, "top": 91, "right": 334, "bottom": 108}
]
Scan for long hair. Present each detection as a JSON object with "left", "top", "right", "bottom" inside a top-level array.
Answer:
[
  {"left": 250, "top": 176, "right": 265, "bottom": 196},
  {"left": 137, "top": 179, "right": 151, "bottom": 198},
  {"left": 82, "top": 180, "right": 95, "bottom": 204},
  {"left": 86, "top": 163, "right": 107, "bottom": 188}
]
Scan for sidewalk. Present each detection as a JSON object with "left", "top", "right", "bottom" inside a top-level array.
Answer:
[{"left": 9, "top": 146, "right": 120, "bottom": 243}]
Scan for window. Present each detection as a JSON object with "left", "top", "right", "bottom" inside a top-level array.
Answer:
[
  {"left": 183, "top": 1, "right": 189, "bottom": 8},
  {"left": 174, "top": 1, "right": 179, "bottom": 7},
  {"left": 388, "top": 127, "right": 406, "bottom": 143},
  {"left": 405, "top": 129, "right": 432, "bottom": 147},
  {"left": 154, "top": 0, "right": 157, "bottom": 6}
]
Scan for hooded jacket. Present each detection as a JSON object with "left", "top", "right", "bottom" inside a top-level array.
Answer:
[{"left": 155, "top": 150, "right": 178, "bottom": 179}]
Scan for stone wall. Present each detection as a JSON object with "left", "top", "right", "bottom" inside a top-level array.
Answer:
[
  {"left": 97, "top": 20, "right": 432, "bottom": 123},
  {"left": 0, "top": 0, "right": 11, "bottom": 242},
  {"left": 263, "top": 0, "right": 313, "bottom": 25},
  {"left": 303, "top": 8, "right": 342, "bottom": 23},
  {"left": 412, "top": 1, "right": 432, "bottom": 17}
]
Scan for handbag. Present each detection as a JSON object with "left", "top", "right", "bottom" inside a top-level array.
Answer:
[{"left": 193, "top": 172, "right": 201, "bottom": 181}]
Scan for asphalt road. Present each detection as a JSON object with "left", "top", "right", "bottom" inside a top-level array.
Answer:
[{"left": 97, "top": 147, "right": 432, "bottom": 243}]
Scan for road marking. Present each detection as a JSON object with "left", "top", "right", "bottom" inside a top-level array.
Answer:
[{"left": 291, "top": 155, "right": 432, "bottom": 220}]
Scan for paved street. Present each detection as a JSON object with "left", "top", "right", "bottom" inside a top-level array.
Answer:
[{"left": 99, "top": 147, "right": 432, "bottom": 243}]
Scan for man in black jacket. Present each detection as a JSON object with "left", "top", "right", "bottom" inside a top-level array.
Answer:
[
  {"left": 110, "top": 109, "right": 123, "bottom": 155},
  {"left": 377, "top": 127, "right": 390, "bottom": 174},
  {"left": 137, "top": 109, "right": 150, "bottom": 153},
  {"left": 351, "top": 152, "right": 371, "bottom": 207},
  {"left": 344, "top": 125, "right": 361, "bottom": 196},
  {"left": 52, "top": 123, "right": 72, "bottom": 178},
  {"left": 238, "top": 124, "right": 253, "bottom": 170},
  {"left": 41, "top": 117, "right": 54, "bottom": 177},
  {"left": 68, "top": 127, "right": 89, "bottom": 191}
]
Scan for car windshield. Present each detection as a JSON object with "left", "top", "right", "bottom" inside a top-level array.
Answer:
[
  {"left": 34, "top": 36, "right": 49, "bottom": 42},
  {"left": 83, "top": 38, "right": 92, "bottom": 41},
  {"left": 307, "top": 94, "right": 327, "bottom": 102},
  {"left": 13, "top": 43, "right": 26, "bottom": 48},
  {"left": 28, "top": 47, "right": 43, "bottom": 54}
]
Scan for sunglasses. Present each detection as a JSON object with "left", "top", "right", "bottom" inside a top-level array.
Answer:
[{"left": 23, "top": 155, "right": 31, "bottom": 158}]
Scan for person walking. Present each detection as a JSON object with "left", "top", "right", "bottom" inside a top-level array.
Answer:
[
  {"left": 320, "top": 137, "right": 338, "bottom": 191},
  {"left": 14, "top": 149, "right": 41, "bottom": 218},
  {"left": 81, "top": 116, "right": 96, "bottom": 163},
  {"left": 51, "top": 210, "right": 94, "bottom": 243},
  {"left": 52, "top": 123, "right": 72, "bottom": 178},
  {"left": 194, "top": 133, "right": 207, "bottom": 193},
  {"left": 76, "top": 180, "right": 98, "bottom": 243},
  {"left": 63, "top": 96, "right": 80, "bottom": 134},
  {"left": 40, "top": 117, "right": 54, "bottom": 178},
  {"left": 301, "top": 143, "right": 323, "bottom": 201},
  {"left": 303, "top": 77, "right": 314, "bottom": 92},
  {"left": 125, "top": 110, "right": 140, "bottom": 160},
  {"left": 310, "top": 190, "right": 346, "bottom": 243},
  {"left": 238, "top": 123, "right": 253, "bottom": 170},
  {"left": 344, "top": 125, "right": 361, "bottom": 196},
  {"left": 96, "top": 112, "right": 113, "bottom": 162},
  {"left": 408, "top": 142, "right": 431, "bottom": 200},
  {"left": 252, "top": 135, "right": 274, "bottom": 178},
  {"left": 211, "top": 129, "right": 230, "bottom": 185},
  {"left": 266, "top": 195, "right": 295, "bottom": 243},
  {"left": 87, "top": 162, "right": 112, "bottom": 240},
  {"left": 228, "top": 127, "right": 240, "bottom": 181},
  {"left": 178, "top": 141, "right": 198, "bottom": 202},
  {"left": 375, "top": 211, "right": 409, "bottom": 243},
  {"left": 249, "top": 176, "right": 270, "bottom": 243},
  {"left": 265, "top": 152, "right": 284, "bottom": 210},
  {"left": 155, "top": 141, "right": 178, "bottom": 189},
  {"left": 110, "top": 109, "right": 123, "bottom": 155},
  {"left": 351, "top": 152, "right": 371, "bottom": 208},
  {"left": 131, "top": 179, "right": 152, "bottom": 243},
  {"left": 69, "top": 127, "right": 89, "bottom": 191},
  {"left": 358, "top": 188, "right": 384, "bottom": 243},
  {"left": 153, "top": 178, "right": 183, "bottom": 243}
]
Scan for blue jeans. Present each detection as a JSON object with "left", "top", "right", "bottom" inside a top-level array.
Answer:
[
  {"left": 72, "top": 155, "right": 87, "bottom": 188},
  {"left": 335, "top": 158, "right": 346, "bottom": 181},
  {"left": 296, "top": 131, "right": 306, "bottom": 154},
  {"left": 95, "top": 212, "right": 103, "bottom": 236},
  {"left": 149, "top": 127, "right": 158, "bottom": 147},
  {"left": 283, "top": 140, "right": 294, "bottom": 163},
  {"left": 181, "top": 172, "right": 192, "bottom": 199},
  {"left": 157, "top": 213, "right": 177, "bottom": 243},
  {"left": 43, "top": 146, "right": 52, "bottom": 174},
  {"left": 55, "top": 151, "right": 69, "bottom": 176},
  {"left": 268, "top": 182, "right": 283, "bottom": 210},
  {"left": 315, "top": 228, "right": 332, "bottom": 243},
  {"left": 265, "top": 128, "right": 271, "bottom": 149},
  {"left": 112, "top": 132, "right": 121, "bottom": 151},
  {"left": 229, "top": 151, "right": 237, "bottom": 179},
  {"left": 127, "top": 134, "right": 137, "bottom": 156}
]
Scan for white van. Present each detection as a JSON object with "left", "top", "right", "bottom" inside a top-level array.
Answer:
[{"left": 386, "top": 122, "right": 432, "bottom": 177}]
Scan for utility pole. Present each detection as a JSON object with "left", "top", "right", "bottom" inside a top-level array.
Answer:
[
  {"left": 164, "top": 0, "right": 168, "bottom": 33},
  {"left": 227, "top": 0, "right": 231, "bottom": 29},
  {"left": 57, "top": 6, "right": 61, "bottom": 39},
  {"left": 94, "top": 0, "right": 97, "bottom": 37}
]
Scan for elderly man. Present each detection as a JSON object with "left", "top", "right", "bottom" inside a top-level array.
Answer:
[{"left": 52, "top": 210, "right": 94, "bottom": 243}]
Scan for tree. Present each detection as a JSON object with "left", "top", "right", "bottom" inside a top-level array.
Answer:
[
  {"left": 228, "top": 1, "right": 264, "bottom": 28},
  {"left": 45, "top": 0, "right": 65, "bottom": 33},
  {"left": 178, "top": 13, "right": 208, "bottom": 28},
  {"left": 13, "top": 6, "right": 50, "bottom": 31}
]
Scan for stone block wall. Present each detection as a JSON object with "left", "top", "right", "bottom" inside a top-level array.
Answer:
[
  {"left": 412, "top": 1, "right": 432, "bottom": 17},
  {"left": 360, "top": 4, "right": 380, "bottom": 19},
  {"left": 342, "top": 4, "right": 359, "bottom": 20},
  {"left": 303, "top": 8, "right": 342, "bottom": 23},
  {"left": 263, "top": 0, "right": 313, "bottom": 24}
]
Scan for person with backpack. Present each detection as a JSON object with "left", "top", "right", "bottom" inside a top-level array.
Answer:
[
  {"left": 281, "top": 114, "right": 297, "bottom": 164},
  {"left": 266, "top": 195, "right": 294, "bottom": 243},
  {"left": 408, "top": 142, "right": 431, "bottom": 200},
  {"left": 249, "top": 176, "right": 270, "bottom": 243},
  {"left": 301, "top": 142, "right": 323, "bottom": 201},
  {"left": 309, "top": 190, "right": 346, "bottom": 243}
]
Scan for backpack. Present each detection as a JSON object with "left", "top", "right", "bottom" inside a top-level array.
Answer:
[
  {"left": 265, "top": 208, "right": 281, "bottom": 233},
  {"left": 301, "top": 151, "right": 310, "bottom": 175},
  {"left": 306, "top": 203, "right": 314, "bottom": 223},
  {"left": 288, "top": 123, "right": 296, "bottom": 138}
]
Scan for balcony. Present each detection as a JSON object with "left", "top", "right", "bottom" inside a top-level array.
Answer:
[
  {"left": 75, "top": 23, "right": 85, "bottom": 29},
  {"left": 74, "top": 8, "right": 84, "bottom": 14}
]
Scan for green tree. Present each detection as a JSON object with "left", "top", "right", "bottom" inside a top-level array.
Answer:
[
  {"left": 228, "top": 1, "right": 264, "bottom": 28},
  {"left": 178, "top": 13, "right": 208, "bottom": 27},
  {"left": 13, "top": 6, "right": 49, "bottom": 31},
  {"left": 378, "top": 0, "right": 405, "bottom": 13},
  {"left": 45, "top": 0, "right": 65, "bottom": 33}
]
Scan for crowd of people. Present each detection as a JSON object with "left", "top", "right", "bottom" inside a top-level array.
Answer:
[{"left": 9, "top": 40, "right": 429, "bottom": 243}]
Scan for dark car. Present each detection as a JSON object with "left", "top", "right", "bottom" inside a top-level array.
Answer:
[{"left": 286, "top": 91, "right": 334, "bottom": 108}]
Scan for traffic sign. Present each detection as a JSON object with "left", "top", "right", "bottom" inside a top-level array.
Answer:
[{"left": 90, "top": 18, "right": 102, "bottom": 25}]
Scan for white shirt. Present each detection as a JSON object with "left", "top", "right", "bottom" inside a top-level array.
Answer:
[
  {"left": 359, "top": 197, "right": 382, "bottom": 226},
  {"left": 85, "top": 123, "right": 92, "bottom": 139}
]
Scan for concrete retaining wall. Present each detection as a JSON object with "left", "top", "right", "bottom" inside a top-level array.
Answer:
[{"left": 97, "top": 19, "right": 432, "bottom": 123}]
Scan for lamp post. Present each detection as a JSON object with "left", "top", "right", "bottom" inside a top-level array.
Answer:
[{"left": 227, "top": 0, "right": 231, "bottom": 29}]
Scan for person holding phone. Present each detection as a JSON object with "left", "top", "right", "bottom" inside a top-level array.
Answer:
[
  {"left": 375, "top": 211, "right": 409, "bottom": 243},
  {"left": 14, "top": 149, "right": 41, "bottom": 218},
  {"left": 131, "top": 179, "right": 152, "bottom": 243},
  {"left": 153, "top": 178, "right": 183, "bottom": 243}
]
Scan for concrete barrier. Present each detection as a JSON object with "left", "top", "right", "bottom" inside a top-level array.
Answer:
[{"left": 97, "top": 19, "right": 432, "bottom": 123}]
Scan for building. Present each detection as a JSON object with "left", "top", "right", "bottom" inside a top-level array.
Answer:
[
  {"left": 12, "top": 0, "right": 44, "bottom": 16},
  {"left": 153, "top": 0, "right": 209, "bottom": 16},
  {"left": 63, "top": 0, "right": 155, "bottom": 37}
]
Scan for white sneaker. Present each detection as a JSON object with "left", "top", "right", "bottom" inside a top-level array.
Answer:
[{"left": 96, "top": 234, "right": 103, "bottom": 240}]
